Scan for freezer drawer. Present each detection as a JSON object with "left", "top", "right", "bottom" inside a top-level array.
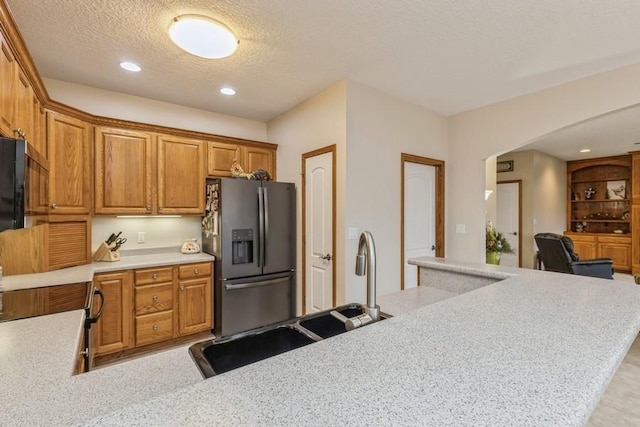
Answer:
[{"left": 215, "top": 272, "right": 295, "bottom": 338}]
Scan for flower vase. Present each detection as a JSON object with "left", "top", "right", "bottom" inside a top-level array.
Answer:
[{"left": 486, "top": 251, "right": 500, "bottom": 265}]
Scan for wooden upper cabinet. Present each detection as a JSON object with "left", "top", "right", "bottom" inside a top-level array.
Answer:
[
  {"left": 243, "top": 145, "right": 276, "bottom": 179},
  {"left": 207, "top": 141, "right": 242, "bottom": 177},
  {"left": 95, "top": 127, "right": 153, "bottom": 215},
  {"left": 157, "top": 135, "right": 204, "bottom": 215},
  {"left": 47, "top": 112, "right": 92, "bottom": 214},
  {"left": 13, "top": 68, "right": 34, "bottom": 142},
  {"left": 0, "top": 31, "right": 15, "bottom": 137}
]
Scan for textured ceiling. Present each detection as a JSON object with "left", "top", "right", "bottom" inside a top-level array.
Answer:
[{"left": 6, "top": 0, "right": 640, "bottom": 126}]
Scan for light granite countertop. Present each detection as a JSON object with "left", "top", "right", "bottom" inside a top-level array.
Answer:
[
  {"left": 3, "top": 258, "right": 640, "bottom": 426},
  {"left": 2, "top": 248, "right": 215, "bottom": 292}
]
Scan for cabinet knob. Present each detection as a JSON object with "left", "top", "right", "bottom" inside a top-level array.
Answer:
[
  {"left": 152, "top": 274, "right": 158, "bottom": 279},
  {"left": 152, "top": 295, "right": 158, "bottom": 302},
  {"left": 194, "top": 269, "right": 199, "bottom": 275},
  {"left": 146, "top": 205, "right": 151, "bottom": 210},
  {"left": 180, "top": 285, "right": 185, "bottom": 291},
  {"left": 152, "top": 324, "right": 158, "bottom": 331},
  {"left": 51, "top": 203, "right": 57, "bottom": 209},
  {"left": 158, "top": 207, "right": 164, "bottom": 211}
]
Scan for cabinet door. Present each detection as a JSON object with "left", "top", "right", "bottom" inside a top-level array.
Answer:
[
  {"left": 598, "top": 237, "right": 631, "bottom": 272},
  {"left": 243, "top": 146, "right": 276, "bottom": 179},
  {"left": 95, "top": 127, "right": 153, "bottom": 215},
  {"left": 0, "top": 32, "right": 15, "bottom": 137},
  {"left": 157, "top": 135, "right": 204, "bottom": 215},
  {"left": 47, "top": 112, "right": 92, "bottom": 214},
  {"left": 177, "top": 276, "right": 212, "bottom": 335},
  {"left": 567, "top": 233, "right": 597, "bottom": 260},
  {"left": 207, "top": 141, "right": 242, "bottom": 177},
  {"left": 94, "top": 271, "right": 134, "bottom": 356},
  {"left": 13, "top": 68, "right": 34, "bottom": 142},
  {"left": 47, "top": 215, "right": 91, "bottom": 270}
]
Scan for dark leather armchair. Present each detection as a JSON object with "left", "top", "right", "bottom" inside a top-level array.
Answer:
[{"left": 534, "top": 233, "right": 614, "bottom": 279}]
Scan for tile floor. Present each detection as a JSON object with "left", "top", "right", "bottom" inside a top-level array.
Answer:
[{"left": 587, "top": 272, "right": 640, "bottom": 426}]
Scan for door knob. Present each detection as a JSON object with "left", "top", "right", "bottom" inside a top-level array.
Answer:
[
  {"left": 512, "top": 232, "right": 518, "bottom": 236},
  {"left": 319, "top": 254, "right": 332, "bottom": 261}
]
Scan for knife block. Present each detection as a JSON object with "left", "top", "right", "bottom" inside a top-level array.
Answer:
[{"left": 92, "top": 242, "right": 121, "bottom": 262}]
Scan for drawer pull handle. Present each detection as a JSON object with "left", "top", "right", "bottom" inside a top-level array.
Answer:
[
  {"left": 180, "top": 285, "right": 185, "bottom": 291},
  {"left": 194, "top": 269, "right": 199, "bottom": 275},
  {"left": 153, "top": 324, "right": 158, "bottom": 331},
  {"left": 152, "top": 295, "right": 158, "bottom": 302},
  {"left": 152, "top": 274, "right": 158, "bottom": 280}
]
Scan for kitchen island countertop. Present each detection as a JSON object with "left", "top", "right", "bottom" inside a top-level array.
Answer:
[{"left": 2, "top": 258, "right": 639, "bottom": 426}]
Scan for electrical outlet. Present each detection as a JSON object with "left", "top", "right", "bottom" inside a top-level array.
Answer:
[
  {"left": 137, "top": 232, "right": 145, "bottom": 243},
  {"left": 455, "top": 224, "right": 466, "bottom": 234}
]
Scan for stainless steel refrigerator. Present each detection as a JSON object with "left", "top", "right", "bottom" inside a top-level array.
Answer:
[{"left": 202, "top": 178, "right": 296, "bottom": 338}]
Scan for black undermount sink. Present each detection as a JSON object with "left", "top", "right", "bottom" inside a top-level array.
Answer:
[{"left": 189, "top": 303, "right": 391, "bottom": 378}]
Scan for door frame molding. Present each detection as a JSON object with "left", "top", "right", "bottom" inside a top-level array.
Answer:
[
  {"left": 301, "top": 144, "right": 337, "bottom": 314},
  {"left": 400, "top": 153, "right": 445, "bottom": 290},
  {"left": 497, "top": 179, "right": 523, "bottom": 267}
]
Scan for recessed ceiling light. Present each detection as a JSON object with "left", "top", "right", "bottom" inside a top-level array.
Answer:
[
  {"left": 120, "top": 61, "right": 141, "bottom": 72},
  {"left": 169, "top": 15, "right": 238, "bottom": 59},
  {"left": 220, "top": 87, "right": 236, "bottom": 96},
  {"left": 580, "top": 149, "right": 591, "bottom": 153}
]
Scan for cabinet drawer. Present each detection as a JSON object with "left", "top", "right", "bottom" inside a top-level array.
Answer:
[
  {"left": 135, "top": 283, "right": 173, "bottom": 315},
  {"left": 178, "top": 262, "right": 212, "bottom": 279},
  {"left": 135, "top": 311, "right": 174, "bottom": 346},
  {"left": 598, "top": 236, "right": 631, "bottom": 244},
  {"left": 135, "top": 267, "right": 173, "bottom": 285}
]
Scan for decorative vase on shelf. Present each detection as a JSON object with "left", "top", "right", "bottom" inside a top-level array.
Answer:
[{"left": 486, "top": 251, "right": 500, "bottom": 265}]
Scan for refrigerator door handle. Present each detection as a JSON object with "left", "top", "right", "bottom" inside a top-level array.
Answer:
[
  {"left": 224, "top": 277, "right": 289, "bottom": 290},
  {"left": 263, "top": 187, "right": 269, "bottom": 267},
  {"left": 258, "top": 187, "right": 265, "bottom": 268}
]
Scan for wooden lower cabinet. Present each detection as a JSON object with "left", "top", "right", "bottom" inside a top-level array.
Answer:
[
  {"left": 94, "top": 262, "right": 213, "bottom": 358},
  {"left": 177, "top": 262, "right": 213, "bottom": 335},
  {"left": 93, "top": 271, "right": 134, "bottom": 356},
  {"left": 565, "top": 232, "right": 631, "bottom": 273}
]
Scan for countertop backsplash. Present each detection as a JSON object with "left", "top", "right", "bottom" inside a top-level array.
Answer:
[{"left": 91, "top": 216, "right": 202, "bottom": 252}]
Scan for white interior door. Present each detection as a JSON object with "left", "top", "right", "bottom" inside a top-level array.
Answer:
[
  {"left": 496, "top": 182, "right": 520, "bottom": 267},
  {"left": 305, "top": 152, "right": 333, "bottom": 313},
  {"left": 404, "top": 162, "right": 436, "bottom": 289}
]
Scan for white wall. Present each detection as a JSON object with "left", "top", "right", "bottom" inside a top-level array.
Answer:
[
  {"left": 532, "top": 152, "right": 566, "bottom": 242},
  {"left": 494, "top": 150, "right": 565, "bottom": 268},
  {"left": 267, "top": 81, "right": 348, "bottom": 314},
  {"left": 344, "top": 81, "right": 448, "bottom": 302},
  {"left": 44, "top": 78, "right": 269, "bottom": 255},
  {"left": 448, "top": 63, "right": 640, "bottom": 264},
  {"left": 44, "top": 78, "right": 268, "bottom": 141}
]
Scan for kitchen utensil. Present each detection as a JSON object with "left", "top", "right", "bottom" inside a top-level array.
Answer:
[
  {"left": 105, "top": 233, "right": 116, "bottom": 244},
  {"left": 111, "top": 237, "right": 127, "bottom": 251}
]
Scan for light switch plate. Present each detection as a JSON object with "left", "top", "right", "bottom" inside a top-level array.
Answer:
[
  {"left": 137, "top": 231, "right": 145, "bottom": 243},
  {"left": 348, "top": 227, "right": 359, "bottom": 240}
]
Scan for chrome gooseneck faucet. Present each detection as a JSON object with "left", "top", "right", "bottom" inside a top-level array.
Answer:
[
  {"left": 355, "top": 231, "right": 380, "bottom": 321},
  {"left": 329, "top": 231, "right": 381, "bottom": 330}
]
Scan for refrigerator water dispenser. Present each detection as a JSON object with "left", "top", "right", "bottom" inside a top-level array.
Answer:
[{"left": 231, "top": 229, "right": 253, "bottom": 264}]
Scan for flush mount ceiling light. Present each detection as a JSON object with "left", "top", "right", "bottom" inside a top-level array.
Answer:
[
  {"left": 169, "top": 15, "right": 238, "bottom": 59},
  {"left": 120, "top": 61, "right": 141, "bottom": 72},
  {"left": 220, "top": 87, "right": 236, "bottom": 96},
  {"left": 580, "top": 148, "right": 591, "bottom": 153}
]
